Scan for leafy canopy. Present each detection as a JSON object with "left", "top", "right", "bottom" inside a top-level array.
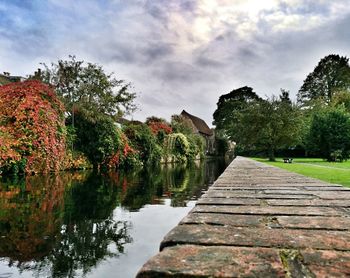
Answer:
[
  {"left": 37, "top": 55, "right": 137, "bottom": 120},
  {"left": 213, "top": 88, "right": 302, "bottom": 161},
  {"left": 298, "top": 54, "right": 350, "bottom": 105},
  {"left": 213, "top": 86, "right": 261, "bottom": 137},
  {"left": 307, "top": 107, "right": 350, "bottom": 161}
]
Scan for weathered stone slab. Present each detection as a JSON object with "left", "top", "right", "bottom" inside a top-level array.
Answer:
[
  {"left": 180, "top": 213, "right": 264, "bottom": 227},
  {"left": 277, "top": 216, "right": 350, "bottom": 230},
  {"left": 315, "top": 191, "right": 350, "bottom": 199},
  {"left": 203, "top": 192, "right": 315, "bottom": 199},
  {"left": 301, "top": 250, "right": 350, "bottom": 277},
  {"left": 160, "top": 225, "right": 350, "bottom": 251},
  {"left": 213, "top": 182, "right": 327, "bottom": 187},
  {"left": 267, "top": 199, "right": 350, "bottom": 207},
  {"left": 192, "top": 205, "right": 346, "bottom": 216},
  {"left": 263, "top": 189, "right": 350, "bottom": 196},
  {"left": 181, "top": 213, "right": 350, "bottom": 230},
  {"left": 304, "top": 186, "right": 350, "bottom": 191},
  {"left": 198, "top": 197, "right": 347, "bottom": 207},
  {"left": 197, "top": 197, "right": 261, "bottom": 206},
  {"left": 136, "top": 245, "right": 286, "bottom": 278},
  {"left": 211, "top": 186, "right": 299, "bottom": 191}
]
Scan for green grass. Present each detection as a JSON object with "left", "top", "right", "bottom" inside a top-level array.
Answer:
[{"left": 252, "top": 157, "right": 350, "bottom": 187}]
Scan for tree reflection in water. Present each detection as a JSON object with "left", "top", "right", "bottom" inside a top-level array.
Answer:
[
  {"left": 0, "top": 172, "right": 131, "bottom": 278},
  {"left": 0, "top": 158, "right": 228, "bottom": 277}
]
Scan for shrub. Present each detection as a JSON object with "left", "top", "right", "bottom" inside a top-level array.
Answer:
[
  {"left": 307, "top": 108, "right": 350, "bottom": 161},
  {"left": 186, "top": 134, "right": 205, "bottom": 159},
  {"left": 165, "top": 133, "right": 190, "bottom": 162},
  {"left": 146, "top": 117, "right": 173, "bottom": 144},
  {"left": 0, "top": 80, "right": 66, "bottom": 174},
  {"left": 123, "top": 123, "right": 162, "bottom": 164}
]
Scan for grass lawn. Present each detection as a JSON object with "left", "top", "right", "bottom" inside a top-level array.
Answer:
[{"left": 252, "top": 157, "right": 350, "bottom": 187}]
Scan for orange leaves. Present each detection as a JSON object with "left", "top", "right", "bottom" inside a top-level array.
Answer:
[
  {"left": 148, "top": 121, "right": 173, "bottom": 135},
  {"left": 0, "top": 80, "right": 66, "bottom": 174}
]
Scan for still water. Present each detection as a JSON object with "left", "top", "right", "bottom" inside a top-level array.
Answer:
[{"left": 0, "top": 158, "right": 229, "bottom": 278}]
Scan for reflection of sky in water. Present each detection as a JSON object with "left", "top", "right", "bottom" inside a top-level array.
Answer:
[
  {"left": 0, "top": 159, "right": 228, "bottom": 278},
  {"left": 87, "top": 202, "right": 196, "bottom": 278}
]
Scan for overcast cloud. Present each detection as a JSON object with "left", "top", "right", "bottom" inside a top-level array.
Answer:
[{"left": 1, "top": 0, "right": 350, "bottom": 125}]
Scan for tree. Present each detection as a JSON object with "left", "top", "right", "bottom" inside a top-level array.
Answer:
[
  {"left": 213, "top": 86, "right": 261, "bottom": 139},
  {"left": 331, "top": 90, "right": 350, "bottom": 112},
  {"left": 37, "top": 56, "right": 137, "bottom": 120},
  {"left": 214, "top": 89, "right": 302, "bottom": 161},
  {"left": 298, "top": 54, "right": 350, "bottom": 105},
  {"left": 307, "top": 108, "right": 350, "bottom": 161}
]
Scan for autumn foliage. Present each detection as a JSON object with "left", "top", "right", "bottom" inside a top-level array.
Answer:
[
  {"left": 147, "top": 121, "right": 172, "bottom": 135},
  {"left": 0, "top": 80, "right": 66, "bottom": 174}
]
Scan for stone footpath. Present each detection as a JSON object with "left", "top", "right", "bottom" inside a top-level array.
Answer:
[{"left": 137, "top": 157, "right": 350, "bottom": 277}]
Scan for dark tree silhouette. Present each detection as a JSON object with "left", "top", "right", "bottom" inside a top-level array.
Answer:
[{"left": 298, "top": 54, "right": 350, "bottom": 105}]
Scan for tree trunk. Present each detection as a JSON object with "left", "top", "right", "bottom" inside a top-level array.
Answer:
[{"left": 268, "top": 146, "right": 275, "bottom": 161}]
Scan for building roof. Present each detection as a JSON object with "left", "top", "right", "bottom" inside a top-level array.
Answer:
[
  {"left": 0, "top": 73, "right": 25, "bottom": 85},
  {"left": 181, "top": 110, "right": 213, "bottom": 136}
]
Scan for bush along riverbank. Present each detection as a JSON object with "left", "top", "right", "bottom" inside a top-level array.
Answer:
[{"left": 0, "top": 79, "right": 221, "bottom": 177}]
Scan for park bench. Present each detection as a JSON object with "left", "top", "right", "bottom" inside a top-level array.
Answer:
[{"left": 283, "top": 157, "right": 293, "bottom": 163}]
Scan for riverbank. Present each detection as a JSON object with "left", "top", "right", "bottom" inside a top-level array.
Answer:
[{"left": 253, "top": 157, "right": 350, "bottom": 187}]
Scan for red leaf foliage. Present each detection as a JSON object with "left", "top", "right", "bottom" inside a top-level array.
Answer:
[
  {"left": 106, "top": 132, "right": 136, "bottom": 168},
  {"left": 148, "top": 121, "right": 172, "bottom": 135},
  {"left": 0, "top": 80, "right": 66, "bottom": 174}
]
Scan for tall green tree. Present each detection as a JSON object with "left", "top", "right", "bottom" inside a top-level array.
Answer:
[
  {"left": 298, "top": 54, "right": 350, "bottom": 105},
  {"left": 214, "top": 89, "right": 302, "bottom": 161},
  {"left": 213, "top": 86, "right": 261, "bottom": 137},
  {"left": 38, "top": 55, "right": 136, "bottom": 120},
  {"left": 243, "top": 95, "right": 302, "bottom": 160},
  {"left": 307, "top": 107, "right": 350, "bottom": 161}
]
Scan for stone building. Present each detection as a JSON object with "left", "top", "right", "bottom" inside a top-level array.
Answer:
[{"left": 180, "top": 110, "right": 215, "bottom": 154}]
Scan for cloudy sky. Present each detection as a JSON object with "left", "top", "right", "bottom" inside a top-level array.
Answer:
[{"left": 1, "top": 0, "right": 350, "bottom": 125}]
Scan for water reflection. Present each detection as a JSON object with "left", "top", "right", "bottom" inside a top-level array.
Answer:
[{"left": 0, "top": 158, "right": 228, "bottom": 278}]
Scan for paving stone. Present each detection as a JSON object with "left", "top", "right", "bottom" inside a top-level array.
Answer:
[
  {"left": 199, "top": 197, "right": 350, "bottom": 207},
  {"left": 315, "top": 191, "right": 350, "bottom": 199},
  {"left": 304, "top": 186, "right": 350, "bottom": 191},
  {"left": 197, "top": 197, "right": 261, "bottom": 206},
  {"left": 181, "top": 213, "right": 350, "bottom": 230},
  {"left": 160, "top": 225, "right": 350, "bottom": 251},
  {"left": 267, "top": 199, "right": 350, "bottom": 207},
  {"left": 211, "top": 187, "right": 299, "bottom": 191},
  {"left": 301, "top": 250, "right": 350, "bottom": 277},
  {"left": 277, "top": 216, "right": 350, "bottom": 230},
  {"left": 263, "top": 189, "right": 350, "bottom": 196},
  {"left": 203, "top": 192, "right": 315, "bottom": 199},
  {"left": 213, "top": 182, "right": 325, "bottom": 187},
  {"left": 136, "top": 245, "right": 286, "bottom": 278},
  {"left": 192, "top": 204, "right": 346, "bottom": 216},
  {"left": 180, "top": 213, "right": 264, "bottom": 227}
]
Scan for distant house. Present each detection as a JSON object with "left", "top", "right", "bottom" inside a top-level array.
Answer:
[
  {"left": 0, "top": 72, "right": 25, "bottom": 85},
  {"left": 180, "top": 110, "right": 215, "bottom": 154}
]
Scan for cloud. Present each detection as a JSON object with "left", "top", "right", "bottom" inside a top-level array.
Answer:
[{"left": 1, "top": 0, "right": 350, "bottom": 125}]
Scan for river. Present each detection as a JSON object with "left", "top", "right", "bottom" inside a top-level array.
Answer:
[{"left": 0, "top": 158, "right": 230, "bottom": 278}]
